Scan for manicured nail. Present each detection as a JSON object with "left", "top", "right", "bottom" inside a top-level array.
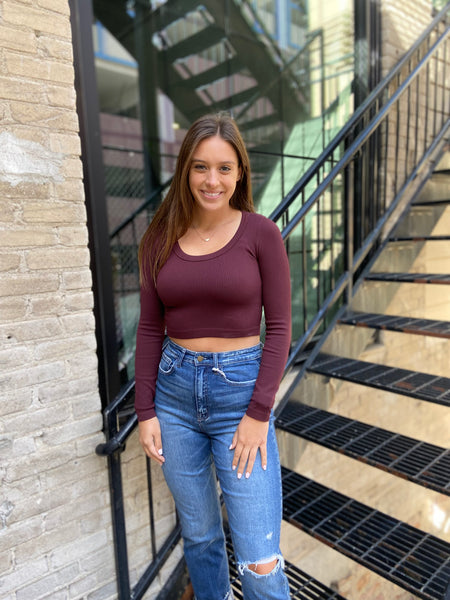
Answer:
[
  {"left": 237, "top": 473, "right": 242, "bottom": 479},
  {"left": 232, "top": 465, "right": 236, "bottom": 471},
  {"left": 262, "top": 465, "right": 267, "bottom": 471},
  {"left": 245, "top": 472, "right": 250, "bottom": 479},
  {"left": 158, "top": 449, "right": 163, "bottom": 456},
  {"left": 229, "top": 444, "right": 233, "bottom": 450}
]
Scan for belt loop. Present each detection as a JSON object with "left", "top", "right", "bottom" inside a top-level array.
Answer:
[{"left": 213, "top": 352, "right": 219, "bottom": 370}]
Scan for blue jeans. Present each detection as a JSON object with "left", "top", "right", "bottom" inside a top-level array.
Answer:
[{"left": 154, "top": 339, "right": 290, "bottom": 600}]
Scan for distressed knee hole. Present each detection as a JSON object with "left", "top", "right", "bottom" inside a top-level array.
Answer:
[
  {"left": 238, "top": 554, "right": 284, "bottom": 577},
  {"left": 248, "top": 558, "right": 278, "bottom": 574}
]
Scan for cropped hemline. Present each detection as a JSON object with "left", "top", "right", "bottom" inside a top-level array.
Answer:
[{"left": 166, "top": 327, "right": 262, "bottom": 339}]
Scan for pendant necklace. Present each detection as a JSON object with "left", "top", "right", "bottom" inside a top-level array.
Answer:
[
  {"left": 192, "top": 225, "right": 212, "bottom": 242},
  {"left": 191, "top": 216, "right": 237, "bottom": 243}
]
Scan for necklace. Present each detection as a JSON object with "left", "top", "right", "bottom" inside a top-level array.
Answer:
[
  {"left": 192, "top": 225, "right": 212, "bottom": 242},
  {"left": 191, "top": 216, "right": 237, "bottom": 243}
]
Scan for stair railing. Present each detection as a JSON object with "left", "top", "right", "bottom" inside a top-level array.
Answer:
[
  {"left": 234, "top": 28, "right": 323, "bottom": 123},
  {"left": 274, "top": 2, "right": 450, "bottom": 377}
]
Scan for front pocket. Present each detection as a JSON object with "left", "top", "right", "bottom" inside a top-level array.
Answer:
[
  {"left": 158, "top": 351, "right": 176, "bottom": 375},
  {"left": 213, "top": 360, "right": 260, "bottom": 386}
]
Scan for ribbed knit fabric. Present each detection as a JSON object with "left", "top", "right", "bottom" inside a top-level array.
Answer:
[{"left": 135, "top": 211, "right": 291, "bottom": 422}]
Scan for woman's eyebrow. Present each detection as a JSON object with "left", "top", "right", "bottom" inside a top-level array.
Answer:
[{"left": 191, "top": 158, "right": 236, "bottom": 164}]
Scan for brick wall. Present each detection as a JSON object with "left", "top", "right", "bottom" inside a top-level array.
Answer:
[
  {"left": 0, "top": 2, "right": 117, "bottom": 598},
  {"left": 0, "top": 2, "right": 180, "bottom": 598}
]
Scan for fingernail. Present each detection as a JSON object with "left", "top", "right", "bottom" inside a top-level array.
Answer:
[
  {"left": 158, "top": 449, "right": 163, "bottom": 456},
  {"left": 232, "top": 465, "right": 236, "bottom": 471},
  {"left": 237, "top": 473, "right": 242, "bottom": 480},
  {"left": 245, "top": 472, "right": 250, "bottom": 479},
  {"left": 262, "top": 465, "right": 267, "bottom": 471},
  {"left": 229, "top": 444, "right": 233, "bottom": 450}
]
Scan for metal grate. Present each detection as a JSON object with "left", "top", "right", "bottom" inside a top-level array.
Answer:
[
  {"left": 276, "top": 402, "right": 450, "bottom": 495},
  {"left": 338, "top": 311, "right": 450, "bottom": 339},
  {"left": 389, "top": 235, "right": 450, "bottom": 242},
  {"left": 365, "top": 272, "right": 450, "bottom": 284},
  {"left": 226, "top": 537, "right": 348, "bottom": 600},
  {"left": 308, "top": 353, "right": 450, "bottom": 407},
  {"left": 282, "top": 467, "right": 450, "bottom": 600}
]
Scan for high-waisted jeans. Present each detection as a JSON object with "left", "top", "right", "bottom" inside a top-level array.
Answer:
[{"left": 154, "top": 339, "right": 290, "bottom": 600}]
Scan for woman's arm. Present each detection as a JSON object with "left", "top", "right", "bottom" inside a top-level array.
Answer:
[
  {"left": 247, "top": 217, "right": 291, "bottom": 421},
  {"left": 134, "top": 277, "right": 165, "bottom": 422},
  {"left": 231, "top": 217, "right": 291, "bottom": 477}
]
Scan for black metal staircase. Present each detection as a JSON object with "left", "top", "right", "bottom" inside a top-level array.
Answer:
[
  {"left": 275, "top": 136, "right": 450, "bottom": 597},
  {"left": 93, "top": 0, "right": 309, "bottom": 148},
  {"left": 93, "top": 3, "right": 450, "bottom": 599}
]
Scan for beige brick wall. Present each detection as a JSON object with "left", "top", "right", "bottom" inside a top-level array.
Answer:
[
  {"left": 0, "top": 2, "right": 179, "bottom": 599},
  {"left": 0, "top": 1, "right": 116, "bottom": 598}
]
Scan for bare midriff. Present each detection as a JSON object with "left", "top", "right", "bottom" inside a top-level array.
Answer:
[{"left": 169, "top": 336, "right": 260, "bottom": 353}]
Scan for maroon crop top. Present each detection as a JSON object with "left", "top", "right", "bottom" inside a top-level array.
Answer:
[{"left": 134, "top": 211, "right": 291, "bottom": 422}]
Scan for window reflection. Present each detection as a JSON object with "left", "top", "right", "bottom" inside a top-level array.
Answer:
[{"left": 91, "top": 0, "right": 356, "bottom": 383}]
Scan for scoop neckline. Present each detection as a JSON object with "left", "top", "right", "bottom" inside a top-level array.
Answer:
[{"left": 174, "top": 211, "right": 248, "bottom": 261}]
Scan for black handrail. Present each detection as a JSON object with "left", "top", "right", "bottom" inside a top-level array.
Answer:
[
  {"left": 235, "top": 28, "right": 324, "bottom": 122},
  {"left": 279, "top": 29, "right": 448, "bottom": 241},
  {"left": 270, "top": 1, "right": 450, "bottom": 223}
]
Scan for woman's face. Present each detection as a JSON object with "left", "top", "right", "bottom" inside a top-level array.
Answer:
[{"left": 188, "top": 135, "right": 242, "bottom": 215}]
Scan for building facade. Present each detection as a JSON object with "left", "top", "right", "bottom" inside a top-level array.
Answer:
[{"left": 0, "top": 1, "right": 448, "bottom": 599}]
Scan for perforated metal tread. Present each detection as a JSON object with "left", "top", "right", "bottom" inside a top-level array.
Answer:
[
  {"left": 308, "top": 353, "right": 450, "bottom": 407},
  {"left": 226, "top": 537, "right": 347, "bottom": 600},
  {"left": 389, "top": 235, "right": 450, "bottom": 242},
  {"left": 276, "top": 401, "right": 450, "bottom": 495},
  {"left": 339, "top": 310, "right": 450, "bottom": 339},
  {"left": 282, "top": 467, "right": 450, "bottom": 599},
  {"left": 365, "top": 272, "right": 450, "bottom": 284}
]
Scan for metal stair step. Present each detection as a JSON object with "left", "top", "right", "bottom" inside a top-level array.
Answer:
[
  {"left": 187, "top": 86, "right": 261, "bottom": 120},
  {"left": 281, "top": 467, "right": 450, "bottom": 600},
  {"left": 162, "top": 25, "right": 224, "bottom": 63},
  {"left": 365, "top": 272, "right": 450, "bottom": 284},
  {"left": 226, "top": 537, "right": 348, "bottom": 600},
  {"left": 389, "top": 235, "right": 450, "bottom": 242},
  {"left": 150, "top": 0, "right": 202, "bottom": 32},
  {"left": 176, "top": 56, "right": 243, "bottom": 91},
  {"left": 413, "top": 198, "right": 450, "bottom": 206},
  {"left": 276, "top": 402, "right": 450, "bottom": 495},
  {"left": 308, "top": 353, "right": 450, "bottom": 407},
  {"left": 339, "top": 310, "right": 450, "bottom": 339}
]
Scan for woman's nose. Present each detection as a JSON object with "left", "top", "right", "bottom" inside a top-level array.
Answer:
[{"left": 205, "top": 169, "right": 218, "bottom": 186}]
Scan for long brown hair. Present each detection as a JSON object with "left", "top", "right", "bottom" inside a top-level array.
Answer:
[{"left": 138, "top": 113, "right": 254, "bottom": 287}]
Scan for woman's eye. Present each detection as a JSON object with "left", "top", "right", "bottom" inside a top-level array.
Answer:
[
  {"left": 220, "top": 166, "right": 231, "bottom": 172},
  {"left": 193, "top": 164, "right": 206, "bottom": 170}
]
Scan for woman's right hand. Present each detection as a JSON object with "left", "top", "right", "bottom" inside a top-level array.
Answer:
[{"left": 138, "top": 417, "right": 165, "bottom": 465}]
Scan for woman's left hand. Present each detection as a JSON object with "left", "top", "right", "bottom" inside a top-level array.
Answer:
[{"left": 229, "top": 414, "right": 269, "bottom": 479}]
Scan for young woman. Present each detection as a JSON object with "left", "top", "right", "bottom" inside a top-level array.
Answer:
[{"left": 135, "top": 113, "right": 291, "bottom": 600}]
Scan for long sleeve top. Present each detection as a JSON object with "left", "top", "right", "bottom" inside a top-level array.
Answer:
[{"left": 134, "top": 211, "right": 291, "bottom": 422}]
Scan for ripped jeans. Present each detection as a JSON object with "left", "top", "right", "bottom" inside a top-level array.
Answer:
[{"left": 154, "top": 339, "right": 290, "bottom": 600}]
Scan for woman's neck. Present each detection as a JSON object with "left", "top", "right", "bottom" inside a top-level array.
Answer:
[{"left": 192, "top": 207, "right": 241, "bottom": 230}]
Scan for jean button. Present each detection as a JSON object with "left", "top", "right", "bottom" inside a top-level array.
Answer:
[{"left": 197, "top": 355, "right": 204, "bottom": 362}]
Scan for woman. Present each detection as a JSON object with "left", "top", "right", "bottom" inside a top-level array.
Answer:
[{"left": 135, "top": 113, "right": 291, "bottom": 600}]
